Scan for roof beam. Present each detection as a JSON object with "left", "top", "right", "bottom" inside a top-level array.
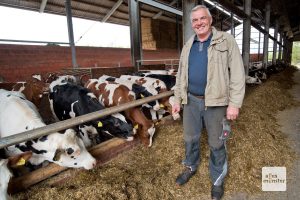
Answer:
[
  {"left": 39, "top": 0, "right": 48, "bottom": 13},
  {"left": 138, "top": 0, "right": 182, "bottom": 16},
  {"left": 212, "top": 0, "right": 282, "bottom": 45},
  {"left": 152, "top": 0, "right": 177, "bottom": 19},
  {"left": 101, "top": 0, "right": 123, "bottom": 23}
]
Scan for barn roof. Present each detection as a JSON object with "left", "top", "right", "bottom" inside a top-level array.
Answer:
[{"left": 0, "top": 0, "right": 299, "bottom": 41}]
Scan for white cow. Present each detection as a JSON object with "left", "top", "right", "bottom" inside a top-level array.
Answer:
[{"left": 0, "top": 89, "right": 96, "bottom": 170}]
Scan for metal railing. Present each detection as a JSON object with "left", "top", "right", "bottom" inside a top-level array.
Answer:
[
  {"left": 136, "top": 59, "right": 179, "bottom": 70},
  {"left": 0, "top": 91, "right": 174, "bottom": 149}
]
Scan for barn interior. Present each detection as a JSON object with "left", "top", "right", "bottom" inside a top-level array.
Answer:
[{"left": 0, "top": 0, "right": 300, "bottom": 199}]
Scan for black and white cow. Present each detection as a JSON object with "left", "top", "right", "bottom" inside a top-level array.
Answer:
[
  {"left": 0, "top": 89, "right": 96, "bottom": 170},
  {"left": 48, "top": 78, "right": 134, "bottom": 143}
]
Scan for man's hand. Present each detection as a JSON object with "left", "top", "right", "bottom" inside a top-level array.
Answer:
[
  {"left": 172, "top": 103, "right": 181, "bottom": 115},
  {"left": 226, "top": 105, "right": 239, "bottom": 120}
]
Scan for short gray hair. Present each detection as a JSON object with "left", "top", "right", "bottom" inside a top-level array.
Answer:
[{"left": 190, "top": 5, "right": 212, "bottom": 21}]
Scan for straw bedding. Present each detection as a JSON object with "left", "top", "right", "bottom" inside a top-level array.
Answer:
[{"left": 14, "top": 67, "right": 298, "bottom": 200}]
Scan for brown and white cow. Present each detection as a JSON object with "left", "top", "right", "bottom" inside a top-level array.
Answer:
[
  {"left": 119, "top": 75, "right": 179, "bottom": 120},
  {"left": 85, "top": 79, "right": 155, "bottom": 147}
]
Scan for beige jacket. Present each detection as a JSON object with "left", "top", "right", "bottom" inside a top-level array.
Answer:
[{"left": 174, "top": 27, "right": 245, "bottom": 108}]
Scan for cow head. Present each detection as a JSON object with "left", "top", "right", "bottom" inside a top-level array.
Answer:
[
  {"left": 51, "top": 129, "right": 96, "bottom": 170},
  {"left": 95, "top": 114, "right": 134, "bottom": 141},
  {"left": 137, "top": 123, "right": 155, "bottom": 147}
]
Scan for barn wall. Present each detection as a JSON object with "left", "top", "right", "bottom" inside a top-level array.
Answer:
[{"left": 0, "top": 44, "right": 179, "bottom": 82}]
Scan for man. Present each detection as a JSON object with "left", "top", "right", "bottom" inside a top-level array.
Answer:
[{"left": 172, "top": 5, "right": 245, "bottom": 200}]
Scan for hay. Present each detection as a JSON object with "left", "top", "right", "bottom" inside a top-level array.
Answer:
[{"left": 14, "top": 67, "right": 298, "bottom": 200}]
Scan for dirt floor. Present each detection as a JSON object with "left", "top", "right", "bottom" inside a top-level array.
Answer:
[{"left": 13, "top": 66, "right": 299, "bottom": 200}]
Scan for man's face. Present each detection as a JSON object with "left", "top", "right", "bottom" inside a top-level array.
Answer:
[{"left": 191, "top": 8, "right": 212, "bottom": 38}]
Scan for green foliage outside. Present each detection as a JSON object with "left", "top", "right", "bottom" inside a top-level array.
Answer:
[{"left": 292, "top": 42, "right": 300, "bottom": 67}]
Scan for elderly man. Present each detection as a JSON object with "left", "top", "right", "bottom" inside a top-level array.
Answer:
[{"left": 172, "top": 5, "right": 245, "bottom": 200}]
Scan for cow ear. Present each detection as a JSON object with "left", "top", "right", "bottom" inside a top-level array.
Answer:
[
  {"left": 64, "top": 129, "right": 77, "bottom": 138},
  {"left": 53, "top": 149, "right": 64, "bottom": 161},
  {"left": 8, "top": 151, "right": 32, "bottom": 168}
]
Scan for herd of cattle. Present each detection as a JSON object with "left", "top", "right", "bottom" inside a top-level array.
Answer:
[
  {"left": 0, "top": 69, "right": 178, "bottom": 199},
  {"left": 0, "top": 61, "right": 286, "bottom": 198},
  {"left": 245, "top": 61, "right": 286, "bottom": 84}
]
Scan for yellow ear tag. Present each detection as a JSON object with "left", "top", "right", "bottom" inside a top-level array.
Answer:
[
  {"left": 134, "top": 124, "right": 139, "bottom": 129},
  {"left": 16, "top": 157, "right": 26, "bottom": 166},
  {"left": 160, "top": 104, "right": 165, "bottom": 108},
  {"left": 98, "top": 121, "right": 103, "bottom": 127},
  {"left": 141, "top": 94, "right": 145, "bottom": 98}
]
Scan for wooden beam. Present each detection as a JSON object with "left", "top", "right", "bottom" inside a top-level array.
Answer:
[{"left": 8, "top": 138, "right": 139, "bottom": 194}]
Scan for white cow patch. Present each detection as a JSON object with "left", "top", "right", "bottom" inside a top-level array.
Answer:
[
  {"left": 0, "top": 159, "right": 12, "bottom": 200},
  {"left": 104, "top": 83, "right": 119, "bottom": 106},
  {"left": 86, "top": 79, "right": 98, "bottom": 89},
  {"left": 69, "top": 100, "right": 79, "bottom": 118},
  {"left": 87, "top": 92, "right": 97, "bottom": 99},
  {"left": 147, "top": 124, "right": 156, "bottom": 147}
]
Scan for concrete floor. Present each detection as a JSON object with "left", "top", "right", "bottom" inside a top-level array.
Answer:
[{"left": 226, "top": 69, "right": 300, "bottom": 200}]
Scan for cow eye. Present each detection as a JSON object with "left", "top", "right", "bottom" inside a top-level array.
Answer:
[{"left": 66, "top": 148, "right": 74, "bottom": 155}]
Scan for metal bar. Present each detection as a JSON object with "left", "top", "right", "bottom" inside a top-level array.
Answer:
[
  {"left": 101, "top": 0, "right": 123, "bottom": 23},
  {"left": 0, "top": 39, "right": 69, "bottom": 45},
  {"left": 258, "top": 31, "right": 261, "bottom": 61},
  {"left": 272, "top": 18, "right": 279, "bottom": 64},
  {"left": 65, "top": 0, "right": 78, "bottom": 68},
  {"left": 129, "top": 0, "right": 142, "bottom": 71},
  {"left": 183, "top": 0, "right": 197, "bottom": 43},
  {"left": 263, "top": 1, "right": 270, "bottom": 69},
  {"left": 278, "top": 33, "right": 282, "bottom": 60},
  {"left": 39, "top": 0, "right": 48, "bottom": 13},
  {"left": 138, "top": 0, "right": 182, "bottom": 16},
  {"left": 152, "top": 0, "right": 177, "bottom": 19},
  {"left": 242, "top": 0, "right": 251, "bottom": 75},
  {"left": 230, "top": 12, "right": 234, "bottom": 36},
  {"left": 0, "top": 91, "right": 174, "bottom": 149}
]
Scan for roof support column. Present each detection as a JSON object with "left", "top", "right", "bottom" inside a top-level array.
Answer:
[
  {"left": 272, "top": 18, "right": 279, "bottom": 64},
  {"left": 278, "top": 32, "right": 283, "bottom": 60},
  {"left": 182, "top": 0, "right": 197, "bottom": 43},
  {"left": 65, "top": 0, "right": 78, "bottom": 68},
  {"left": 129, "top": 0, "right": 142, "bottom": 71},
  {"left": 263, "top": 1, "right": 271, "bottom": 69},
  {"left": 242, "top": 0, "right": 251, "bottom": 75},
  {"left": 258, "top": 31, "right": 261, "bottom": 61},
  {"left": 230, "top": 12, "right": 235, "bottom": 36},
  {"left": 286, "top": 39, "right": 292, "bottom": 64}
]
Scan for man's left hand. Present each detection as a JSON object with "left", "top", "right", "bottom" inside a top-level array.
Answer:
[{"left": 226, "top": 106, "right": 239, "bottom": 120}]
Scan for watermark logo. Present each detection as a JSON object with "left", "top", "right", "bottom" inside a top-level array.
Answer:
[{"left": 262, "top": 167, "right": 286, "bottom": 191}]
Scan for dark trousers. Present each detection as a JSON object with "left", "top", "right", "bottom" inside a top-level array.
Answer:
[{"left": 182, "top": 93, "right": 227, "bottom": 186}]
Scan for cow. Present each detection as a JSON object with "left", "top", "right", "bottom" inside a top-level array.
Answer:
[
  {"left": 98, "top": 75, "right": 160, "bottom": 111},
  {"left": 0, "top": 89, "right": 97, "bottom": 170},
  {"left": 0, "top": 151, "right": 32, "bottom": 200},
  {"left": 245, "top": 75, "right": 262, "bottom": 85},
  {"left": 85, "top": 79, "right": 155, "bottom": 147},
  {"left": 48, "top": 78, "right": 134, "bottom": 143},
  {"left": 119, "top": 75, "right": 179, "bottom": 120},
  {"left": 132, "top": 73, "right": 176, "bottom": 91}
]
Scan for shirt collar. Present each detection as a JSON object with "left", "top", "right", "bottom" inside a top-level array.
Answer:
[{"left": 194, "top": 33, "right": 213, "bottom": 42}]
